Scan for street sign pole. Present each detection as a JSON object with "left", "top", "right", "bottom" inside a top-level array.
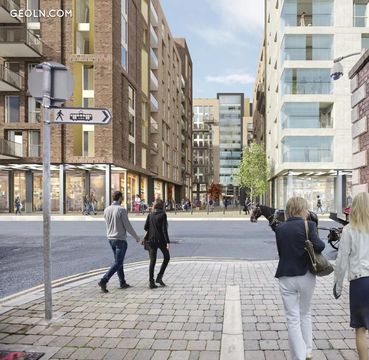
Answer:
[{"left": 42, "top": 63, "right": 52, "bottom": 320}]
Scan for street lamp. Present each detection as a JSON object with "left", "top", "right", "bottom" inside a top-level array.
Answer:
[{"left": 330, "top": 52, "right": 362, "bottom": 80}]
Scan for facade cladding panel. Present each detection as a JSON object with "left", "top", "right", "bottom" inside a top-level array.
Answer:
[{"left": 0, "top": 0, "right": 192, "bottom": 213}]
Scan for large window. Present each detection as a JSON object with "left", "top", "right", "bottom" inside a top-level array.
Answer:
[
  {"left": 5, "top": 96, "right": 20, "bottom": 123},
  {"left": 28, "top": 97, "right": 41, "bottom": 123},
  {"left": 74, "top": 0, "right": 93, "bottom": 54},
  {"left": 282, "top": 0, "right": 333, "bottom": 27},
  {"left": 6, "top": 130, "right": 22, "bottom": 157},
  {"left": 354, "top": 0, "right": 369, "bottom": 27},
  {"left": 282, "top": 102, "right": 333, "bottom": 129},
  {"left": 281, "top": 68, "right": 332, "bottom": 95},
  {"left": 282, "top": 35, "right": 333, "bottom": 61},
  {"left": 121, "top": 0, "right": 128, "bottom": 70},
  {"left": 282, "top": 136, "right": 333, "bottom": 162},
  {"left": 28, "top": 130, "right": 40, "bottom": 157}
]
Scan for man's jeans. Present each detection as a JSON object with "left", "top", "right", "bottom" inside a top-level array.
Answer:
[
  {"left": 102, "top": 240, "right": 128, "bottom": 285},
  {"left": 279, "top": 271, "right": 316, "bottom": 360}
]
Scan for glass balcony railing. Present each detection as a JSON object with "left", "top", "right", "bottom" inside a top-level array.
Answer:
[
  {"left": 0, "top": 138, "right": 22, "bottom": 157},
  {"left": 282, "top": 82, "right": 332, "bottom": 95},
  {"left": 283, "top": 148, "right": 332, "bottom": 162},
  {"left": 150, "top": 94, "right": 158, "bottom": 112},
  {"left": 0, "top": 0, "right": 20, "bottom": 17},
  {"left": 0, "top": 64, "right": 22, "bottom": 89},
  {"left": 150, "top": 25, "right": 158, "bottom": 48},
  {"left": 150, "top": 1, "right": 159, "bottom": 26},
  {"left": 150, "top": 70, "right": 158, "bottom": 91},
  {"left": 0, "top": 26, "right": 42, "bottom": 55},
  {"left": 150, "top": 49, "right": 158, "bottom": 69},
  {"left": 282, "top": 14, "right": 333, "bottom": 27}
]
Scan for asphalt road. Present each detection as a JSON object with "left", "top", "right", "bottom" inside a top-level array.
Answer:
[{"left": 0, "top": 219, "right": 337, "bottom": 298}]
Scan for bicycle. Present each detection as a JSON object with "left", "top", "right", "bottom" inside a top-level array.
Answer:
[{"left": 318, "top": 226, "right": 342, "bottom": 250}]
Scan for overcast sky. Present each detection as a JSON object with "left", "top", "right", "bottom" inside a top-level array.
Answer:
[{"left": 160, "top": 0, "right": 264, "bottom": 100}]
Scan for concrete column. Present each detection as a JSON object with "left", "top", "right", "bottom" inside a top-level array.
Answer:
[
  {"left": 25, "top": 170, "right": 33, "bottom": 213},
  {"left": 336, "top": 171, "right": 343, "bottom": 218},
  {"left": 287, "top": 171, "right": 294, "bottom": 200},
  {"left": 59, "top": 164, "right": 65, "bottom": 214},
  {"left": 105, "top": 164, "right": 111, "bottom": 208},
  {"left": 84, "top": 171, "right": 90, "bottom": 197}
]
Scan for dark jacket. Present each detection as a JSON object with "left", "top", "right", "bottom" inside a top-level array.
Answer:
[
  {"left": 275, "top": 217, "right": 325, "bottom": 278},
  {"left": 144, "top": 209, "right": 170, "bottom": 247}
]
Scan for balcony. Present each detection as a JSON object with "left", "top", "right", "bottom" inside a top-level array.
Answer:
[
  {"left": 181, "top": 90, "right": 185, "bottom": 103},
  {"left": 150, "top": 48, "right": 158, "bottom": 69},
  {"left": 150, "top": 1, "right": 159, "bottom": 27},
  {"left": 150, "top": 70, "right": 158, "bottom": 92},
  {"left": 151, "top": 164, "right": 159, "bottom": 175},
  {"left": 181, "top": 104, "right": 185, "bottom": 116},
  {"left": 181, "top": 75, "right": 185, "bottom": 89},
  {"left": 0, "top": 26, "right": 42, "bottom": 57},
  {"left": 150, "top": 25, "right": 158, "bottom": 48},
  {"left": 150, "top": 93, "right": 158, "bottom": 112},
  {"left": 0, "top": 64, "right": 22, "bottom": 91},
  {"left": 150, "top": 117, "right": 159, "bottom": 134},
  {"left": 0, "top": 138, "right": 22, "bottom": 159},
  {"left": 150, "top": 142, "right": 159, "bottom": 155},
  {"left": 0, "top": 0, "right": 21, "bottom": 23}
]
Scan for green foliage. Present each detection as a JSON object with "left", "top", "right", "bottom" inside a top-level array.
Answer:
[{"left": 237, "top": 142, "right": 269, "bottom": 201}]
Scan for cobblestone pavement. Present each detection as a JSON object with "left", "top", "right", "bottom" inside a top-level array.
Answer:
[{"left": 0, "top": 260, "right": 359, "bottom": 360}]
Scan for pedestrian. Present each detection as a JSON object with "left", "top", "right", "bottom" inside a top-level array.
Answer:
[
  {"left": 98, "top": 191, "right": 141, "bottom": 293},
  {"left": 244, "top": 197, "right": 251, "bottom": 215},
  {"left": 15, "top": 196, "right": 22, "bottom": 215},
  {"left": 144, "top": 200, "right": 170, "bottom": 289},
  {"left": 275, "top": 196, "right": 325, "bottom": 360},
  {"left": 208, "top": 197, "right": 214, "bottom": 212},
  {"left": 90, "top": 192, "right": 97, "bottom": 215},
  {"left": 300, "top": 11, "right": 306, "bottom": 26},
  {"left": 316, "top": 195, "right": 323, "bottom": 213},
  {"left": 224, "top": 197, "right": 228, "bottom": 210},
  {"left": 134, "top": 194, "right": 141, "bottom": 214},
  {"left": 334, "top": 192, "right": 369, "bottom": 360},
  {"left": 83, "top": 194, "right": 90, "bottom": 215}
]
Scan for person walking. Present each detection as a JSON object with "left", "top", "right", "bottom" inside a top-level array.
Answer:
[
  {"left": 90, "top": 192, "right": 97, "bottom": 215},
  {"left": 83, "top": 194, "right": 91, "bottom": 215},
  {"left": 15, "top": 196, "right": 22, "bottom": 215},
  {"left": 98, "top": 191, "right": 141, "bottom": 293},
  {"left": 275, "top": 196, "right": 325, "bottom": 360},
  {"left": 144, "top": 200, "right": 170, "bottom": 289},
  {"left": 244, "top": 197, "right": 251, "bottom": 215},
  {"left": 334, "top": 192, "right": 369, "bottom": 360},
  {"left": 316, "top": 195, "right": 323, "bottom": 213}
]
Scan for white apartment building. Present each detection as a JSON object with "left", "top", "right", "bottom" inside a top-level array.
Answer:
[{"left": 265, "top": 0, "right": 367, "bottom": 212}]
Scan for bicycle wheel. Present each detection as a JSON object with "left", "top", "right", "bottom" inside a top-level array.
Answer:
[{"left": 328, "top": 230, "right": 340, "bottom": 250}]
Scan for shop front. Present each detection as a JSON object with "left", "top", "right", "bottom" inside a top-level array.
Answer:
[
  {"left": 127, "top": 172, "right": 139, "bottom": 211},
  {"left": 153, "top": 179, "right": 163, "bottom": 201},
  {"left": 33, "top": 172, "right": 60, "bottom": 212},
  {"left": 0, "top": 171, "right": 9, "bottom": 212},
  {"left": 111, "top": 170, "right": 127, "bottom": 207}
]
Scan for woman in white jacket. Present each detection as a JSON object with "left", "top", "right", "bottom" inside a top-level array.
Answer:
[{"left": 334, "top": 192, "right": 369, "bottom": 360}]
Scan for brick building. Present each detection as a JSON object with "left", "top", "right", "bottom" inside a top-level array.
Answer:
[
  {"left": 0, "top": 0, "right": 192, "bottom": 213},
  {"left": 349, "top": 50, "right": 369, "bottom": 195}
]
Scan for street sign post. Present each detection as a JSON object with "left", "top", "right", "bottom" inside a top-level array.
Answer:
[
  {"left": 28, "top": 62, "right": 112, "bottom": 320},
  {"left": 28, "top": 62, "right": 74, "bottom": 321},
  {"left": 50, "top": 107, "right": 111, "bottom": 124}
]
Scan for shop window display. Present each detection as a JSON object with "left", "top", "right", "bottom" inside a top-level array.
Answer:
[
  {"left": 0, "top": 172, "right": 9, "bottom": 212},
  {"left": 66, "top": 172, "right": 85, "bottom": 212}
]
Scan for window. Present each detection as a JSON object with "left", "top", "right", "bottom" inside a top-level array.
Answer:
[
  {"left": 82, "top": 125, "right": 94, "bottom": 157},
  {"left": 354, "top": 0, "right": 369, "bottom": 27},
  {"left": 362, "top": 34, "right": 369, "bottom": 49},
  {"left": 281, "top": 0, "right": 333, "bottom": 27},
  {"left": 28, "top": 130, "right": 40, "bottom": 157},
  {"left": 129, "top": 142, "right": 135, "bottom": 163},
  {"left": 27, "top": 0, "right": 40, "bottom": 31},
  {"left": 281, "top": 102, "right": 333, "bottom": 129},
  {"left": 7, "top": 130, "right": 23, "bottom": 157},
  {"left": 282, "top": 136, "right": 333, "bottom": 162},
  {"left": 282, "top": 34, "right": 333, "bottom": 61},
  {"left": 5, "top": 96, "right": 20, "bottom": 123},
  {"left": 281, "top": 68, "right": 332, "bottom": 95},
  {"left": 121, "top": 0, "right": 128, "bottom": 70},
  {"left": 74, "top": 0, "right": 92, "bottom": 54},
  {"left": 28, "top": 97, "right": 41, "bottom": 123}
]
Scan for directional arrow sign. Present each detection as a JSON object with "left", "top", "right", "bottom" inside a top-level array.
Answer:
[{"left": 50, "top": 107, "right": 112, "bottom": 125}]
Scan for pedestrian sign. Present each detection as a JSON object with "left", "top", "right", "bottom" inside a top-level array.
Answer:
[{"left": 51, "top": 107, "right": 112, "bottom": 125}]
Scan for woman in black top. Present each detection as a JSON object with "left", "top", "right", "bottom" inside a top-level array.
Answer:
[
  {"left": 275, "top": 196, "right": 325, "bottom": 360},
  {"left": 144, "top": 200, "right": 170, "bottom": 289}
]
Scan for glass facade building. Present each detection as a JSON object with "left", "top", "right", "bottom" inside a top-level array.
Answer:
[{"left": 217, "top": 94, "right": 243, "bottom": 188}]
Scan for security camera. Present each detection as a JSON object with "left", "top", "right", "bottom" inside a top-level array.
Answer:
[{"left": 330, "top": 61, "right": 344, "bottom": 81}]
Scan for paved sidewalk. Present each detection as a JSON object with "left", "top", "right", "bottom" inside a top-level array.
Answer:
[{"left": 0, "top": 260, "right": 357, "bottom": 360}]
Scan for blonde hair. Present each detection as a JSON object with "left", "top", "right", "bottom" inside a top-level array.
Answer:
[
  {"left": 350, "top": 192, "right": 369, "bottom": 233},
  {"left": 285, "top": 197, "right": 309, "bottom": 219}
]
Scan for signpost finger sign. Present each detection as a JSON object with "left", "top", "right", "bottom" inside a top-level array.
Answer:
[{"left": 51, "top": 107, "right": 112, "bottom": 124}]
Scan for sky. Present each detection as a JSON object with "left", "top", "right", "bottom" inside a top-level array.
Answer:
[{"left": 160, "top": 0, "right": 264, "bottom": 100}]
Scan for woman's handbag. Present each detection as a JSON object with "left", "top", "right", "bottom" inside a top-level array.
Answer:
[{"left": 304, "top": 220, "right": 334, "bottom": 276}]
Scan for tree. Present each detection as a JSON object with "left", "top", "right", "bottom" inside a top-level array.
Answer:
[
  {"left": 237, "top": 142, "right": 269, "bottom": 202},
  {"left": 207, "top": 183, "right": 222, "bottom": 201}
]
